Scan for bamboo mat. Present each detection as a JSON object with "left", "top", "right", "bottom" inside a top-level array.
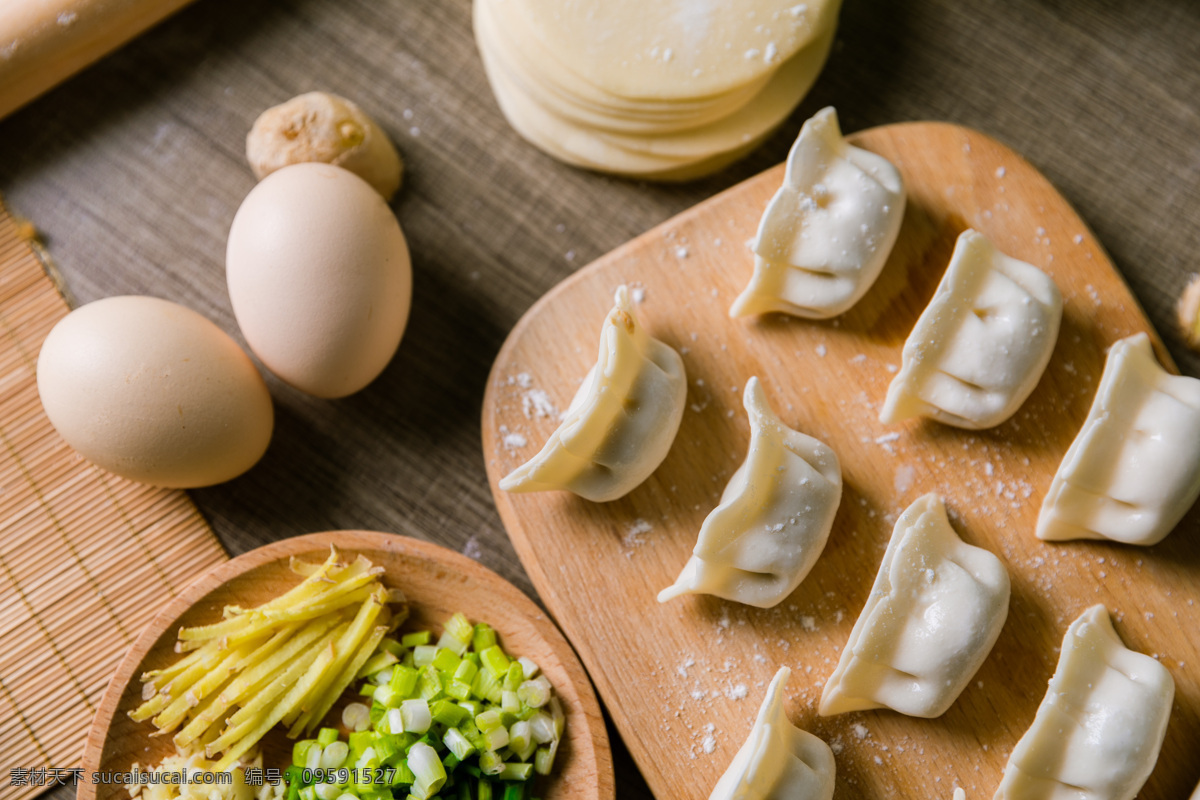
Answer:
[{"left": 0, "top": 202, "right": 228, "bottom": 800}]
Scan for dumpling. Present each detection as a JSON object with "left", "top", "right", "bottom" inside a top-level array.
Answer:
[
  {"left": 994, "top": 604, "right": 1174, "bottom": 800},
  {"left": 499, "top": 285, "right": 686, "bottom": 502},
  {"left": 658, "top": 376, "right": 841, "bottom": 608},
  {"left": 1037, "top": 332, "right": 1200, "bottom": 545},
  {"left": 1192, "top": 782, "right": 1199, "bottom": 800},
  {"left": 880, "top": 229, "right": 1062, "bottom": 429},
  {"left": 710, "top": 667, "right": 835, "bottom": 800},
  {"left": 729, "top": 106, "right": 905, "bottom": 320},
  {"left": 819, "top": 493, "right": 1009, "bottom": 718}
]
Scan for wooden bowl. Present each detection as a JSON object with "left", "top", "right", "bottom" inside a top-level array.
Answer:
[{"left": 79, "top": 531, "right": 614, "bottom": 800}]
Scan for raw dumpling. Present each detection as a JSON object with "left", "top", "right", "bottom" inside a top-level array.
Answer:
[
  {"left": 819, "top": 493, "right": 1009, "bottom": 718},
  {"left": 994, "top": 605, "right": 1174, "bottom": 800},
  {"left": 658, "top": 376, "right": 841, "bottom": 608},
  {"left": 710, "top": 667, "right": 835, "bottom": 800},
  {"left": 729, "top": 106, "right": 905, "bottom": 320},
  {"left": 880, "top": 229, "right": 1062, "bottom": 429},
  {"left": 499, "top": 286, "right": 686, "bottom": 502},
  {"left": 1037, "top": 332, "right": 1200, "bottom": 545}
]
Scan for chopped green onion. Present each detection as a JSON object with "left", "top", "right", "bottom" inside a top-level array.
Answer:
[
  {"left": 472, "top": 624, "right": 497, "bottom": 653},
  {"left": 529, "top": 712, "right": 555, "bottom": 745},
  {"left": 294, "top": 740, "right": 318, "bottom": 768},
  {"left": 431, "top": 699, "right": 469, "bottom": 727},
  {"left": 437, "top": 630, "right": 469, "bottom": 657},
  {"left": 348, "top": 730, "right": 377, "bottom": 756},
  {"left": 548, "top": 697, "right": 565, "bottom": 738},
  {"left": 432, "top": 647, "right": 462, "bottom": 674},
  {"left": 533, "top": 741, "right": 558, "bottom": 777},
  {"left": 390, "top": 760, "right": 416, "bottom": 786},
  {"left": 402, "top": 631, "right": 432, "bottom": 648},
  {"left": 454, "top": 660, "right": 478, "bottom": 684},
  {"left": 445, "top": 679, "right": 473, "bottom": 701},
  {"left": 417, "top": 666, "right": 443, "bottom": 701},
  {"left": 472, "top": 668, "right": 499, "bottom": 702},
  {"left": 499, "top": 762, "right": 533, "bottom": 782},
  {"left": 443, "top": 728, "right": 476, "bottom": 761},
  {"left": 508, "top": 721, "right": 533, "bottom": 759},
  {"left": 503, "top": 663, "right": 524, "bottom": 693},
  {"left": 390, "top": 664, "right": 420, "bottom": 696},
  {"left": 479, "top": 750, "right": 504, "bottom": 777},
  {"left": 317, "top": 784, "right": 347, "bottom": 800},
  {"left": 517, "top": 678, "right": 550, "bottom": 709},
  {"left": 482, "top": 725, "right": 509, "bottom": 751},
  {"left": 480, "top": 646, "right": 510, "bottom": 679},
  {"left": 320, "top": 741, "right": 349, "bottom": 768},
  {"left": 446, "top": 613, "right": 474, "bottom": 645},
  {"left": 287, "top": 612, "right": 563, "bottom": 800},
  {"left": 475, "top": 709, "right": 503, "bottom": 733},
  {"left": 407, "top": 742, "right": 447, "bottom": 800},
  {"left": 342, "top": 702, "right": 371, "bottom": 732},
  {"left": 414, "top": 645, "right": 438, "bottom": 668},
  {"left": 400, "top": 698, "right": 432, "bottom": 734}
]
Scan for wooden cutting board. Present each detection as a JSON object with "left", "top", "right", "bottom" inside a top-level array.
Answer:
[
  {"left": 0, "top": 202, "right": 226, "bottom": 800},
  {"left": 481, "top": 122, "right": 1200, "bottom": 799}
]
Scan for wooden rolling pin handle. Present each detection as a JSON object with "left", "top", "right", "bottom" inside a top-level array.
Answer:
[{"left": 0, "top": 0, "right": 197, "bottom": 120}]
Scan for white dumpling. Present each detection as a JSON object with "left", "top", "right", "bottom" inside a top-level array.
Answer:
[
  {"left": 499, "top": 286, "right": 686, "bottom": 502},
  {"left": 658, "top": 376, "right": 841, "bottom": 608},
  {"left": 729, "top": 106, "right": 905, "bottom": 320},
  {"left": 710, "top": 667, "right": 835, "bottom": 800},
  {"left": 1037, "top": 332, "right": 1200, "bottom": 545},
  {"left": 1192, "top": 782, "right": 1199, "bottom": 800},
  {"left": 819, "top": 493, "right": 1009, "bottom": 718},
  {"left": 994, "top": 605, "right": 1174, "bottom": 800},
  {"left": 880, "top": 229, "right": 1062, "bottom": 429}
]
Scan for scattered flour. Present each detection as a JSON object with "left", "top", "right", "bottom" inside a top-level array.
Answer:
[{"left": 521, "top": 389, "right": 557, "bottom": 419}]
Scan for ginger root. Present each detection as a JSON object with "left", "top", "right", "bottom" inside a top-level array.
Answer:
[{"left": 246, "top": 92, "right": 402, "bottom": 200}]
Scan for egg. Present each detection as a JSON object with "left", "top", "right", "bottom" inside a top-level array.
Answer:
[
  {"left": 226, "top": 162, "right": 412, "bottom": 398},
  {"left": 36, "top": 296, "right": 274, "bottom": 488}
]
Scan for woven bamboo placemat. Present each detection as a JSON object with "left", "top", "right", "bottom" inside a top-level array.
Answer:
[{"left": 0, "top": 201, "right": 228, "bottom": 800}]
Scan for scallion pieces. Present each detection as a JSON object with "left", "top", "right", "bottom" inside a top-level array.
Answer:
[{"left": 286, "top": 612, "right": 564, "bottom": 800}]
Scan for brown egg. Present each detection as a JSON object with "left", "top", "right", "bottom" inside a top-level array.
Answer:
[
  {"left": 36, "top": 296, "right": 273, "bottom": 488},
  {"left": 226, "top": 162, "right": 413, "bottom": 398}
]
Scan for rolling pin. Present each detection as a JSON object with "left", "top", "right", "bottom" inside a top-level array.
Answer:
[{"left": 0, "top": 0, "right": 197, "bottom": 120}]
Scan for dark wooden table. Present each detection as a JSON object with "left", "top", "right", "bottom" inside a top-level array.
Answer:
[{"left": 3, "top": 1, "right": 1197, "bottom": 797}]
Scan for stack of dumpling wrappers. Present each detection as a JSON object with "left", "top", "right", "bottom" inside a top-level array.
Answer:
[{"left": 473, "top": 0, "right": 842, "bottom": 180}]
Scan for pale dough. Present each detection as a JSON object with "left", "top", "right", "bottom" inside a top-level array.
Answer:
[
  {"left": 994, "top": 605, "right": 1173, "bottom": 800},
  {"left": 514, "top": 0, "right": 840, "bottom": 100},
  {"left": 659, "top": 376, "right": 841, "bottom": 608},
  {"left": 1037, "top": 332, "right": 1200, "bottom": 545}
]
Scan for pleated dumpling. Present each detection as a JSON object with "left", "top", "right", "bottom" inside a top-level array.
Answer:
[
  {"left": 730, "top": 106, "right": 905, "bottom": 320},
  {"left": 499, "top": 285, "right": 686, "bottom": 502},
  {"left": 994, "top": 605, "right": 1174, "bottom": 800},
  {"left": 819, "top": 494, "right": 1009, "bottom": 718},
  {"left": 880, "top": 229, "right": 1062, "bottom": 429},
  {"left": 658, "top": 377, "right": 841, "bottom": 608},
  {"left": 710, "top": 667, "right": 835, "bottom": 800},
  {"left": 1037, "top": 332, "right": 1200, "bottom": 545}
]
